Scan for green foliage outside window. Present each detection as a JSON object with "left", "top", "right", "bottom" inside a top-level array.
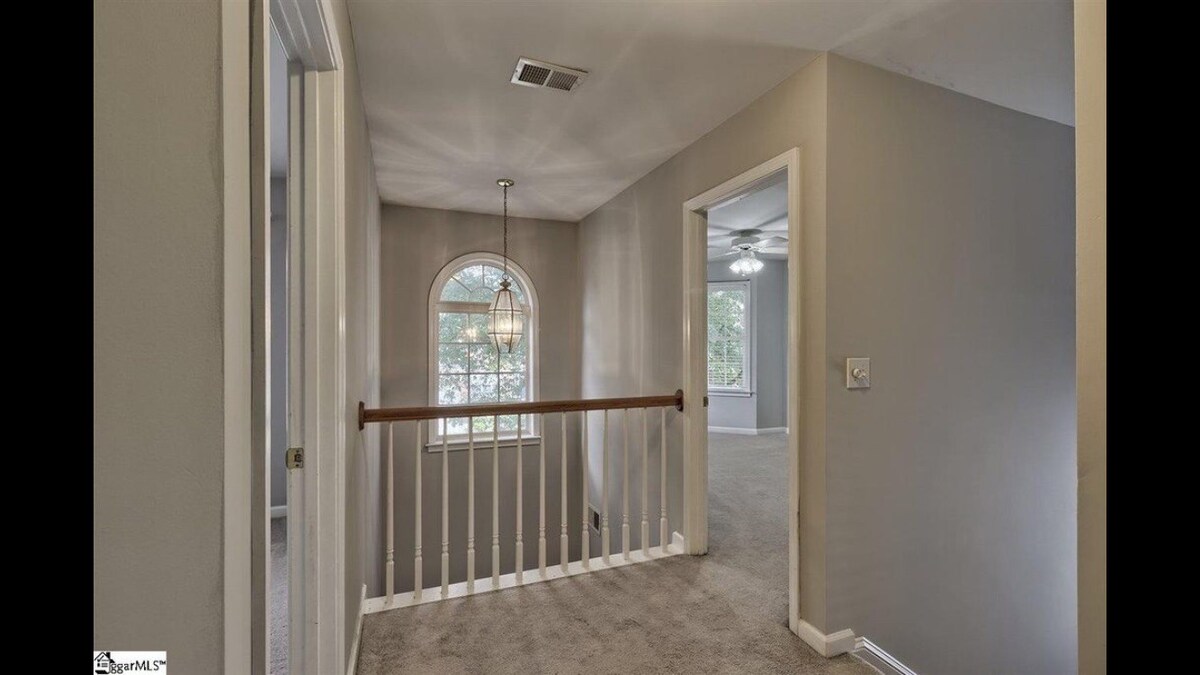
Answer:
[{"left": 708, "top": 286, "right": 748, "bottom": 390}]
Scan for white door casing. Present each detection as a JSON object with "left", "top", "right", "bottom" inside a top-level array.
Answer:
[{"left": 681, "top": 148, "right": 803, "bottom": 633}]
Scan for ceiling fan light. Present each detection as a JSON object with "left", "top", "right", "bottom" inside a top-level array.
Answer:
[{"left": 730, "top": 249, "right": 764, "bottom": 276}]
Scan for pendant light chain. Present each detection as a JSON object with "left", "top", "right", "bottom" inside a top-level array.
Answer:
[
  {"left": 488, "top": 177, "right": 524, "bottom": 354},
  {"left": 502, "top": 183, "right": 509, "bottom": 282}
]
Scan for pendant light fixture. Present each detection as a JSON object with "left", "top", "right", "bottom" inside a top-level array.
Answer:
[
  {"left": 729, "top": 249, "right": 764, "bottom": 276},
  {"left": 487, "top": 178, "right": 526, "bottom": 353}
]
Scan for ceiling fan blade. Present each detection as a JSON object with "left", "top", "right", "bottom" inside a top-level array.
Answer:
[
  {"left": 756, "top": 236, "right": 787, "bottom": 248},
  {"left": 711, "top": 249, "right": 740, "bottom": 258}
]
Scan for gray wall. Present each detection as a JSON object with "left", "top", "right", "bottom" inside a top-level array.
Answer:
[
  {"left": 270, "top": 176, "right": 288, "bottom": 507},
  {"left": 380, "top": 204, "right": 582, "bottom": 591},
  {"left": 1075, "top": 1, "right": 1106, "bottom": 671},
  {"left": 578, "top": 55, "right": 829, "bottom": 607},
  {"left": 824, "top": 54, "right": 1077, "bottom": 674},
  {"left": 706, "top": 258, "right": 788, "bottom": 431},
  {"left": 333, "top": 0, "right": 384, "bottom": 663},
  {"left": 94, "top": 0, "right": 226, "bottom": 669}
]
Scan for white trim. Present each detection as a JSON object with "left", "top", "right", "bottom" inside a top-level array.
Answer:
[
  {"left": 346, "top": 583, "right": 368, "bottom": 675},
  {"left": 853, "top": 638, "right": 920, "bottom": 675},
  {"left": 271, "top": 505, "right": 289, "bottom": 519},
  {"left": 222, "top": 0, "right": 253, "bottom": 672},
  {"left": 363, "top": 534, "right": 686, "bottom": 614},
  {"left": 708, "top": 390, "right": 753, "bottom": 398},
  {"left": 269, "top": 0, "right": 342, "bottom": 71},
  {"left": 682, "top": 148, "right": 803, "bottom": 632},
  {"left": 426, "top": 252, "right": 541, "bottom": 441},
  {"left": 707, "top": 426, "right": 789, "bottom": 436},
  {"left": 708, "top": 426, "right": 757, "bottom": 435},
  {"left": 302, "top": 63, "right": 347, "bottom": 675},
  {"left": 285, "top": 59, "right": 306, "bottom": 675},
  {"left": 426, "top": 435, "right": 541, "bottom": 452},
  {"left": 706, "top": 279, "right": 753, "bottom": 394},
  {"left": 795, "top": 620, "right": 857, "bottom": 658}
]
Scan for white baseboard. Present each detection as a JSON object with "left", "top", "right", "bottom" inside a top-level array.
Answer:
[
  {"left": 795, "top": 620, "right": 857, "bottom": 657},
  {"left": 270, "top": 505, "right": 287, "bottom": 519},
  {"left": 708, "top": 426, "right": 789, "bottom": 435},
  {"left": 346, "top": 583, "right": 367, "bottom": 675},
  {"left": 853, "top": 637, "right": 919, "bottom": 675}
]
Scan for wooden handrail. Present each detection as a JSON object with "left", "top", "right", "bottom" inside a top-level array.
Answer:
[{"left": 358, "top": 390, "right": 683, "bottom": 429}]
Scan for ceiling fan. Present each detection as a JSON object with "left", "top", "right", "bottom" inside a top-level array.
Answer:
[
  {"left": 708, "top": 228, "right": 788, "bottom": 258},
  {"left": 708, "top": 228, "right": 787, "bottom": 276}
]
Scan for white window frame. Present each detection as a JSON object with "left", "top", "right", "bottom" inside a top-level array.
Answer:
[
  {"left": 427, "top": 251, "right": 540, "bottom": 450},
  {"left": 707, "top": 280, "right": 753, "bottom": 397}
]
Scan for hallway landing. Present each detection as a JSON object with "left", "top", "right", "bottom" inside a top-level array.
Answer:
[{"left": 355, "top": 432, "right": 874, "bottom": 674}]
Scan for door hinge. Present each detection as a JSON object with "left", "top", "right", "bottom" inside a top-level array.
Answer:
[
  {"left": 703, "top": 395, "right": 709, "bottom": 408},
  {"left": 286, "top": 447, "right": 304, "bottom": 470}
]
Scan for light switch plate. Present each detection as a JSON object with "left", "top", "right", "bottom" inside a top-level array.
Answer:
[{"left": 846, "top": 357, "right": 870, "bottom": 389}]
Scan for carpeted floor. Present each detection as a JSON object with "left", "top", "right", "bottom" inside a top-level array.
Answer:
[
  {"left": 355, "top": 432, "right": 874, "bottom": 674},
  {"left": 271, "top": 516, "right": 288, "bottom": 674}
]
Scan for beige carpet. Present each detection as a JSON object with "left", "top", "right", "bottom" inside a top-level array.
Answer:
[
  {"left": 356, "top": 432, "right": 874, "bottom": 674},
  {"left": 271, "top": 516, "right": 288, "bottom": 674}
]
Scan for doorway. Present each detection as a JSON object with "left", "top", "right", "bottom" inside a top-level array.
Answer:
[
  {"left": 267, "top": 25, "right": 293, "bottom": 674},
  {"left": 681, "top": 148, "right": 802, "bottom": 633}
]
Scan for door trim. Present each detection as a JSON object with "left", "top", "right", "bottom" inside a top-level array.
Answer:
[
  {"left": 681, "top": 147, "right": 802, "bottom": 632},
  {"left": 221, "top": 0, "right": 253, "bottom": 671}
]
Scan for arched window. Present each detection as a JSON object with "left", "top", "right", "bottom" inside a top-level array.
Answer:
[{"left": 429, "top": 252, "right": 538, "bottom": 443}]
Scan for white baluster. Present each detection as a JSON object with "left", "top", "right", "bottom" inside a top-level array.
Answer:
[
  {"left": 441, "top": 423, "right": 449, "bottom": 598},
  {"left": 642, "top": 407, "right": 649, "bottom": 556},
  {"left": 467, "top": 421, "right": 475, "bottom": 594},
  {"left": 602, "top": 409, "right": 610, "bottom": 565},
  {"left": 492, "top": 417, "right": 499, "bottom": 587},
  {"left": 516, "top": 415, "right": 524, "bottom": 584},
  {"left": 560, "top": 412, "right": 568, "bottom": 573},
  {"left": 581, "top": 411, "right": 590, "bottom": 569},
  {"left": 660, "top": 407, "right": 668, "bottom": 553},
  {"left": 414, "top": 423, "right": 422, "bottom": 601},
  {"left": 622, "top": 408, "right": 630, "bottom": 559},
  {"left": 386, "top": 422, "right": 394, "bottom": 604},
  {"left": 538, "top": 414, "right": 547, "bottom": 577}
]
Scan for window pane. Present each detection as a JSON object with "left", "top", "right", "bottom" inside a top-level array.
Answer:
[
  {"left": 468, "top": 313, "right": 489, "bottom": 341},
  {"left": 456, "top": 265, "right": 485, "bottom": 293},
  {"left": 469, "top": 343, "right": 498, "bottom": 372},
  {"left": 496, "top": 414, "right": 519, "bottom": 432},
  {"left": 498, "top": 344, "right": 526, "bottom": 373},
  {"left": 440, "top": 278, "right": 472, "bottom": 302},
  {"left": 469, "top": 374, "right": 498, "bottom": 402},
  {"left": 499, "top": 373, "right": 526, "bottom": 401},
  {"left": 707, "top": 286, "right": 748, "bottom": 390},
  {"left": 441, "top": 417, "right": 469, "bottom": 436},
  {"left": 438, "top": 375, "right": 468, "bottom": 405},
  {"left": 439, "top": 312, "right": 471, "bottom": 343},
  {"left": 482, "top": 265, "right": 503, "bottom": 291},
  {"left": 438, "top": 344, "right": 469, "bottom": 374},
  {"left": 470, "top": 285, "right": 496, "bottom": 304},
  {"left": 482, "top": 264, "right": 526, "bottom": 304}
]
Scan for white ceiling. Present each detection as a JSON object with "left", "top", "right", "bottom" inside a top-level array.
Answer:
[
  {"left": 347, "top": 0, "right": 1073, "bottom": 222},
  {"left": 708, "top": 173, "right": 789, "bottom": 261}
]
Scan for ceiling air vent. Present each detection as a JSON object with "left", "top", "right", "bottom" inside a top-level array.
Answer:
[{"left": 510, "top": 57, "right": 587, "bottom": 92}]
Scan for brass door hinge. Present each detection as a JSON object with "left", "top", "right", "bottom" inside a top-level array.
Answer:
[
  {"left": 286, "top": 447, "right": 304, "bottom": 469},
  {"left": 703, "top": 395, "right": 709, "bottom": 408}
]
